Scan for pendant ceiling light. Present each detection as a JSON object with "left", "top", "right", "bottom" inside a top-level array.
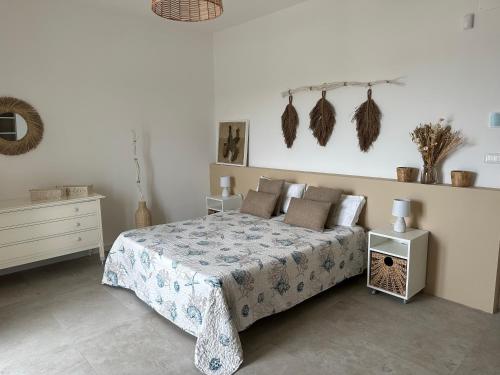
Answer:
[{"left": 151, "top": 0, "right": 223, "bottom": 22}]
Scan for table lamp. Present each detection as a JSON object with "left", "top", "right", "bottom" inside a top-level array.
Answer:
[
  {"left": 220, "top": 176, "right": 231, "bottom": 198},
  {"left": 392, "top": 199, "right": 411, "bottom": 233}
]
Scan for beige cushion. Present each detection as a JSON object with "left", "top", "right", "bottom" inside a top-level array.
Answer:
[
  {"left": 257, "top": 178, "right": 285, "bottom": 216},
  {"left": 240, "top": 190, "right": 279, "bottom": 219},
  {"left": 303, "top": 186, "right": 342, "bottom": 228},
  {"left": 284, "top": 198, "right": 332, "bottom": 232}
]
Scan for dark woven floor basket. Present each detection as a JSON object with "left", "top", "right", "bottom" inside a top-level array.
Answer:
[{"left": 370, "top": 252, "right": 407, "bottom": 296}]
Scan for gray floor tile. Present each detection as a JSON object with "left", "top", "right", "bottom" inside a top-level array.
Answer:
[
  {"left": 0, "top": 345, "right": 96, "bottom": 375},
  {"left": 0, "top": 300, "right": 71, "bottom": 368},
  {"left": 77, "top": 317, "right": 196, "bottom": 375},
  {"left": 102, "top": 284, "right": 155, "bottom": 317},
  {"left": 48, "top": 283, "right": 141, "bottom": 343},
  {"left": 0, "top": 272, "right": 44, "bottom": 308}
]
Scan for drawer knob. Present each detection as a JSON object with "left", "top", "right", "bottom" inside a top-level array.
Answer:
[
  {"left": 384, "top": 257, "right": 394, "bottom": 267},
  {"left": 74, "top": 207, "right": 80, "bottom": 212},
  {"left": 76, "top": 222, "right": 81, "bottom": 227},
  {"left": 77, "top": 237, "right": 82, "bottom": 242}
]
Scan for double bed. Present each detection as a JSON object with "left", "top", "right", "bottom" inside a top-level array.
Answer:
[{"left": 102, "top": 210, "right": 367, "bottom": 374}]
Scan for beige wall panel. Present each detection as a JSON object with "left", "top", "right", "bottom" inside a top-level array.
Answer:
[{"left": 210, "top": 163, "right": 500, "bottom": 313}]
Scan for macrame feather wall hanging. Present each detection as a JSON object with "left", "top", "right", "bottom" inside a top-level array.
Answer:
[
  {"left": 309, "top": 91, "right": 336, "bottom": 146},
  {"left": 352, "top": 88, "right": 382, "bottom": 152},
  {"left": 281, "top": 94, "right": 299, "bottom": 148},
  {"left": 280, "top": 78, "right": 402, "bottom": 150}
]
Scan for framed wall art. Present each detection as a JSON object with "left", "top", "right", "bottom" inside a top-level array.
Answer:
[{"left": 216, "top": 120, "right": 249, "bottom": 167}]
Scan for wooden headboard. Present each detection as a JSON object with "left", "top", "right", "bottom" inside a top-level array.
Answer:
[{"left": 210, "top": 163, "right": 500, "bottom": 314}]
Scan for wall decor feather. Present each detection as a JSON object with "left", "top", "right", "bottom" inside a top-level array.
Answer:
[
  {"left": 352, "top": 88, "right": 382, "bottom": 152},
  {"left": 309, "top": 91, "right": 336, "bottom": 146},
  {"left": 281, "top": 94, "right": 299, "bottom": 148}
]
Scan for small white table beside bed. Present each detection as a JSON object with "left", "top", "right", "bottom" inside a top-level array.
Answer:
[{"left": 102, "top": 184, "right": 367, "bottom": 375}]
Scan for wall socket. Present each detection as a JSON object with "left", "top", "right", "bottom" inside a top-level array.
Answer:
[{"left": 485, "top": 153, "right": 500, "bottom": 164}]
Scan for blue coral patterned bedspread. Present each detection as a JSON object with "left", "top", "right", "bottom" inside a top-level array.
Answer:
[{"left": 102, "top": 211, "right": 367, "bottom": 375}]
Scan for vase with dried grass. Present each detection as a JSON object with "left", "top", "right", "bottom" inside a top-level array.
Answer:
[
  {"left": 132, "top": 130, "right": 152, "bottom": 228},
  {"left": 410, "top": 119, "right": 464, "bottom": 184}
]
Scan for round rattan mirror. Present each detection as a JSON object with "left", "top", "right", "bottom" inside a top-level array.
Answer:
[{"left": 0, "top": 97, "right": 44, "bottom": 155}]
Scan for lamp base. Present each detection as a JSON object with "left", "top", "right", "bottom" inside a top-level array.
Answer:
[
  {"left": 221, "top": 187, "right": 230, "bottom": 198},
  {"left": 393, "top": 217, "right": 407, "bottom": 233}
]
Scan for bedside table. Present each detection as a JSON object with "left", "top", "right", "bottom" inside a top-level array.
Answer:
[
  {"left": 367, "top": 226, "right": 429, "bottom": 303},
  {"left": 206, "top": 194, "right": 243, "bottom": 215}
]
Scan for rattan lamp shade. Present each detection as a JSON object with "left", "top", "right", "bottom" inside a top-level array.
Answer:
[{"left": 151, "top": 0, "right": 223, "bottom": 22}]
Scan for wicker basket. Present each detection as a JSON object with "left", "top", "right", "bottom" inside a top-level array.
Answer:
[
  {"left": 396, "top": 167, "right": 418, "bottom": 183},
  {"left": 59, "top": 185, "right": 94, "bottom": 197},
  {"left": 369, "top": 251, "right": 407, "bottom": 296},
  {"left": 451, "top": 171, "right": 473, "bottom": 187},
  {"left": 30, "top": 188, "right": 66, "bottom": 202}
]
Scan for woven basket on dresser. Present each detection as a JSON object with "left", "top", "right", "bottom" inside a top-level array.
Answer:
[{"left": 369, "top": 252, "right": 407, "bottom": 296}]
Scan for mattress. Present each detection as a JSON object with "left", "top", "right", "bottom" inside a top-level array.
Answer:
[{"left": 102, "top": 211, "right": 367, "bottom": 374}]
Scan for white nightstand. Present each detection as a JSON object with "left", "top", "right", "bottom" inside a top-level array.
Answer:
[
  {"left": 367, "top": 226, "right": 429, "bottom": 303},
  {"left": 206, "top": 194, "right": 243, "bottom": 215}
]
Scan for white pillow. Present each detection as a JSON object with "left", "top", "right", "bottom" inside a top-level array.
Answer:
[
  {"left": 331, "top": 195, "right": 366, "bottom": 226},
  {"left": 281, "top": 182, "right": 306, "bottom": 213},
  {"left": 257, "top": 176, "right": 306, "bottom": 213}
]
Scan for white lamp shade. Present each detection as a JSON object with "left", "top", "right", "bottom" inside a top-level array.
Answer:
[
  {"left": 392, "top": 199, "right": 411, "bottom": 217},
  {"left": 220, "top": 176, "right": 231, "bottom": 188}
]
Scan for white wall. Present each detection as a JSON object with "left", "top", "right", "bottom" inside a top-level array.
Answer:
[
  {"left": 0, "top": 0, "right": 214, "bottom": 244},
  {"left": 213, "top": 0, "right": 500, "bottom": 188}
]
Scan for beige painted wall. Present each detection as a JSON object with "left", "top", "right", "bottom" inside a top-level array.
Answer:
[
  {"left": 0, "top": 0, "right": 213, "bottom": 244},
  {"left": 210, "top": 163, "right": 500, "bottom": 313},
  {"left": 213, "top": 0, "right": 500, "bottom": 188}
]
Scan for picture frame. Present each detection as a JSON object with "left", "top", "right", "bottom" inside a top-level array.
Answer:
[{"left": 216, "top": 120, "right": 249, "bottom": 167}]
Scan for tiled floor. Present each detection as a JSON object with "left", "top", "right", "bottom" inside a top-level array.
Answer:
[{"left": 0, "top": 254, "right": 499, "bottom": 374}]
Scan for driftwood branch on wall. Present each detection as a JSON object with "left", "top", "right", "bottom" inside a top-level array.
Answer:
[
  {"left": 279, "top": 77, "right": 403, "bottom": 150},
  {"left": 281, "top": 77, "right": 403, "bottom": 98}
]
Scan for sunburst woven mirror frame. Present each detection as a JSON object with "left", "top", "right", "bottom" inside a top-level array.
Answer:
[
  {"left": 0, "top": 97, "right": 44, "bottom": 156},
  {"left": 151, "top": 0, "right": 223, "bottom": 22}
]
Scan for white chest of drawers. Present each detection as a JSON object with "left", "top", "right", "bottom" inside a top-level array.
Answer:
[{"left": 0, "top": 194, "right": 105, "bottom": 270}]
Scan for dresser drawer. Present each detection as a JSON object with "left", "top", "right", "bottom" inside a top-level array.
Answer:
[
  {"left": 0, "top": 200, "right": 98, "bottom": 229},
  {"left": 0, "top": 215, "right": 99, "bottom": 246},
  {"left": 0, "top": 229, "right": 100, "bottom": 269},
  {"left": 369, "top": 251, "right": 408, "bottom": 297}
]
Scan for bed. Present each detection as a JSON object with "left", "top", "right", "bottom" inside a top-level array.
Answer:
[{"left": 102, "top": 211, "right": 367, "bottom": 375}]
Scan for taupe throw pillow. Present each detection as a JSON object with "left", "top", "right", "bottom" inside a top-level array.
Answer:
[
  {"left": 284, "top": 198, "right": 332, "bottom": 232},
  {"left": 258, "top": 178, "right": 285, "bottom": 216},
  {"left": 303, "top": 186, "right": 342, "bottom": 228},
  {"left": 240, "top": 190, "right": 279, "bottom": 219}
]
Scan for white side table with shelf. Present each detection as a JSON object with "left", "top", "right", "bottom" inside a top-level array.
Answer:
[
  {"left": 367, "top": 227, "right": 429, "bottom": 303},
  {"left": 206, "top": 194, "right": 243, "bottom": 215}
]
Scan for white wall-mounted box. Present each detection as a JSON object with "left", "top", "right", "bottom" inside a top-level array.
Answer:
[{"left": 489, "top": 112, "right": 500, "bottom": 128}]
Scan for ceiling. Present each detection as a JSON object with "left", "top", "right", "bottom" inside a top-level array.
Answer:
[{"left": 92, "top": 0, "right": 309, "bottom": 31}]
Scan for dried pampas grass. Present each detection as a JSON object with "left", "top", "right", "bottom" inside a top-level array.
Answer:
[
  {"left": 309, "top": 91, "right": 336, "bottom": 146},
  {"left": 281, "top": 95, "right": 299, "bottom": 148},
  {"left": 352, "top": 88, "right": 382, "bottom": 152},
  {"left": 410, "top": 119, "right": 464, "bottom": 166}
]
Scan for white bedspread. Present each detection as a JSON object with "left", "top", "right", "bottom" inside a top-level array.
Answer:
[{"left": 102, "top": 211, "right": 367, "bottom": 374}]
